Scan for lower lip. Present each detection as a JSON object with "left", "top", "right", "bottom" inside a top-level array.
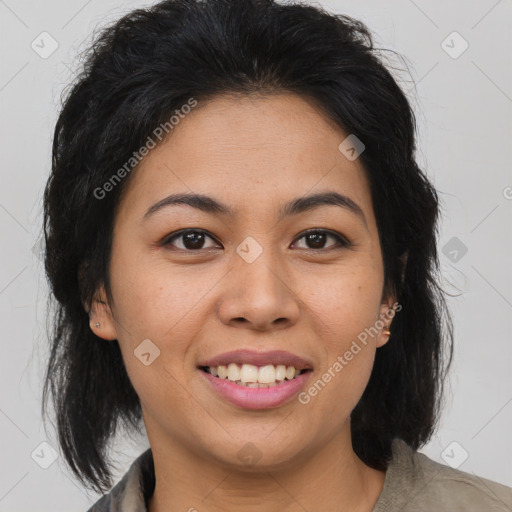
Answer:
[{"left": 199, "top": 369, "right": 312, "bottom": 410}]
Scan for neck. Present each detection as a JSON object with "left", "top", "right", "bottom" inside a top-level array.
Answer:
[{"left": 147, "top": 425, "right": 386, "bottom": 512}]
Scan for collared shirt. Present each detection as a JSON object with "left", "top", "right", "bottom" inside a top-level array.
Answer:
[{"left": 87, "top": 438, "right": 512, "bottom": 511}]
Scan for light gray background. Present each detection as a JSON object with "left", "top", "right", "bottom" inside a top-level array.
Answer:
[{"left": 1, "top": 0, "right": 511, "bottom": 510}]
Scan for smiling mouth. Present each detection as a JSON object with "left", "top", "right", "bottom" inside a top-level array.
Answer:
[{"left": 199, "top": 364, "right": 311, "bottom": 388}]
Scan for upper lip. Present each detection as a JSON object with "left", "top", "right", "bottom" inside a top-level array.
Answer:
[{"left": 198, "top": 349, "right": 313, "bottom": 370}]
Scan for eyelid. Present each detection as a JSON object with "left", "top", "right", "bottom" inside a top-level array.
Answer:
[
  {"left": 161, "top": 227, "right": 352, "bottom": 252},
  {"left": 291, "top": 228, "right": 353, "bottom": 250},
  {"left": 160, "top": 228, "right": 221, "bottom": 249}
]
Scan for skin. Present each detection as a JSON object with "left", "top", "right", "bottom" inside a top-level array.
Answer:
[{"left": 90, "top": 93, "right": 397, "bottom": 512}]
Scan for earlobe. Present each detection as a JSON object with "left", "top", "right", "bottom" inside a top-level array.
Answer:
[
  {"left": 377, "top": 324, "right": 391, "bottom": 348},
  {"left": 88, "top": 286, "right": 118, "bottom": 341},
  {"left": 377, "top": 297, "right": 397, "bottom": 348}
]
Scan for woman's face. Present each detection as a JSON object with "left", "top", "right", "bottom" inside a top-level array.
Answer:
[{"left": 94, "top": 93, "right": 395, "bottom": 469}]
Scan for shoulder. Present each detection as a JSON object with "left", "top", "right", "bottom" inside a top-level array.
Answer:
[
  {"left": 85, "top": 448, "right": 155, "bottom": 512},
  {"left": 373, "top": 438, "right": 512, "bottom": 512}
]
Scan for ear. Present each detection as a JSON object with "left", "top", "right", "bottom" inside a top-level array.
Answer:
[
  {"left": 376, "top": 251, "right": 407, "bottom": 348},
  {"left": 87, "top": 284, "right": 118, "bottom": 341},
  {"left": 376, "top": 293, "right": 399, "bottom": 349}
]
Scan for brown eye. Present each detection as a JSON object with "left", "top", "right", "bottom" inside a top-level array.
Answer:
[
  {"left": 163, "top": 230, "right": 221, "bottom": 251},
  {"left": 292, "top": 229, "right": 351, "bottom": 250}
]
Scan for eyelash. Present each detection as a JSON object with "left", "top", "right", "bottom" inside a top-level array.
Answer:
[{"left": 161, "top": 228, "right": 352, "bottom": 252}]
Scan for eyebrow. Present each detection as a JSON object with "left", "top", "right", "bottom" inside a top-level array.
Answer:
[{"left": 143, "top": 190, "right": 367, "bottom": 228}]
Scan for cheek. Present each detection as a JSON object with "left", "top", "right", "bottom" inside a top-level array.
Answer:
[
  {"left": 301, "top": 264, "right": 383, "bottom": 404},
  {"left": 109, "top": 248, "right": 213, "bottom": 338},
  {"left": 306, "top": 262, "right": 384, "bottom": 342},
  {"left": 108, "top": 250, "right": 231, "bottom": 404}
]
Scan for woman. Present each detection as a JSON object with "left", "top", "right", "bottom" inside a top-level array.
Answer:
[{"left": 41, "top": 0, "right": 512, "bottom": 510}]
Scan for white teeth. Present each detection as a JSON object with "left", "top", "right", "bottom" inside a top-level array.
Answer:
[
  {"left": 227, "top": 363, "right": 240, "bottom": 381},
  {"left": 258, "top": 365, "right": 276, "bottom": 384},
  {"left": 275, "top": 364, "right": 286, "bottom": 381},
  {"left": 285, "top": 366, "right": 295, "bottom": 380},
  {"left": 205, "top": 363, "right": 305, "bottom": 385},
  {"left": 240, "top": 364, "right": 259, "bottom": 383},
  {"left": 217, "top": 365, "right": 228, "bottom": 379}
]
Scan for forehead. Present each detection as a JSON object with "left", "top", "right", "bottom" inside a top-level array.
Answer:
[{"left": 116, "top": 93, "right": 374, "bottom": 223}]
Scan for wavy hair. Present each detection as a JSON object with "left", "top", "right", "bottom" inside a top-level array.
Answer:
[{"left": 42, "top": 0, "right": 454, "bottom": 493}]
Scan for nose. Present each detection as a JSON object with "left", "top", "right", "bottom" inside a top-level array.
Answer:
[{"left": 217, "top": 250, "right": 300, "bottom": 332}]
